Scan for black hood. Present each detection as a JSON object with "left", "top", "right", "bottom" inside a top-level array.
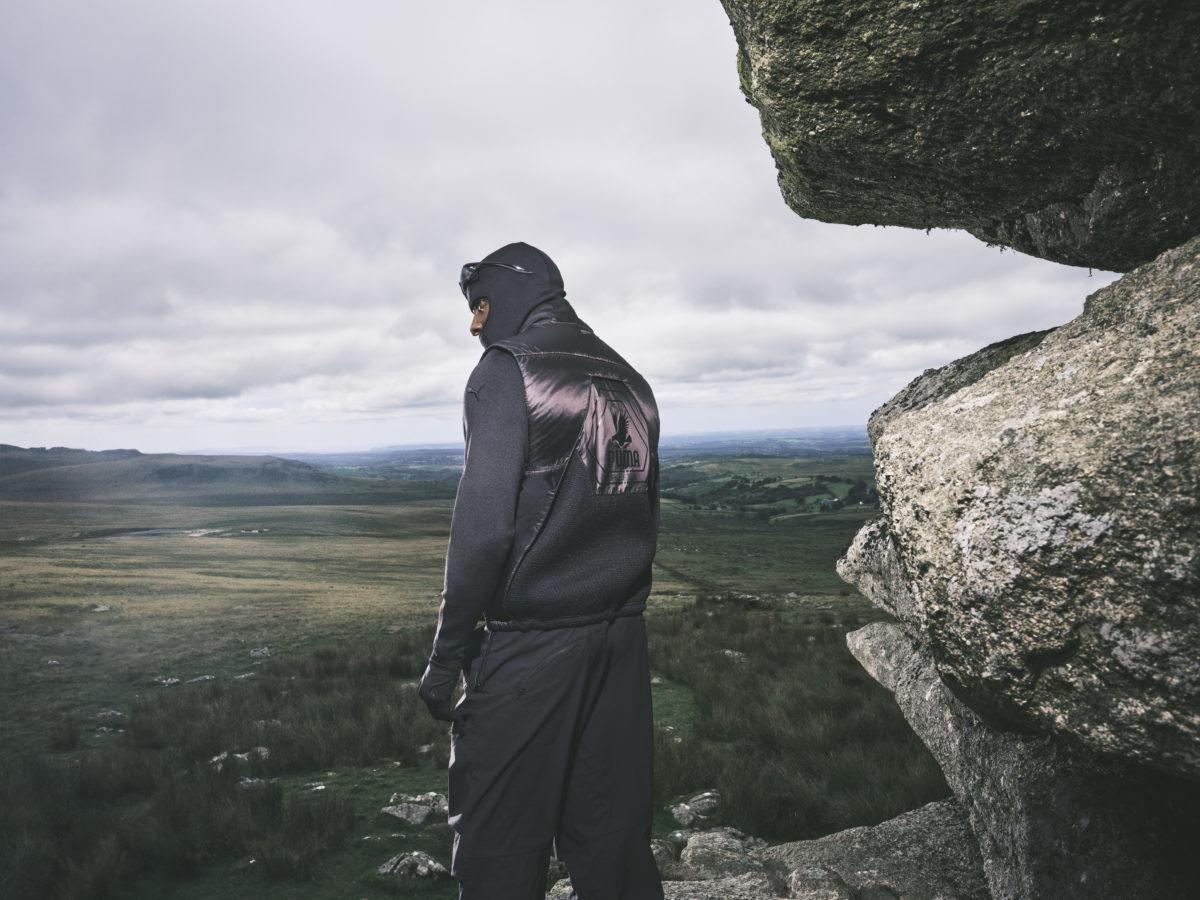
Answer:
[{"left": 465, "top": 242, "right": 576, "bottom": 348}]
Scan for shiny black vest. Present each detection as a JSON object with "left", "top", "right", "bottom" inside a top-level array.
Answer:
[{"left": 482, "top": 318, "right": 660, "bottom": 630}]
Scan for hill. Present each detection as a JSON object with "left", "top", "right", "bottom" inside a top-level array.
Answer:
[{"left": 0, "top": 445, "right": 449, "bottom": 505}]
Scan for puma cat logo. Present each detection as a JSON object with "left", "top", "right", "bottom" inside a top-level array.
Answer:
[{"left": 606, "top": 409, "right": 641, "bottom": 469}]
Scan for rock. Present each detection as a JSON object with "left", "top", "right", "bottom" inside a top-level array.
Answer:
[
  {"left": 846, "top": 622, "right": 1200, "bottom": 900},
  {"left": 758, "top": 798, "right": 987, "bottom": 900},
  {"left": 662, "top": 871, "right": 789, "bottom": 899},
  {"left": 718, "top": 0, "right": 1200, "bottom": 271},
  {"left": 675, "top": 826, "right": 771, "bottom": 880},
  {"left": 152, "top": 675, "right": 179, "bottom": 685},
  {"left": 652, "top": 837, "right": 678, "bottom": 871},
  {"left": 670, "top": 789, "right": 722, "bottom": 827},
  {"left": 720, "top": 648, "right": 748, "bottom": 662},
  {"left": 249, "top": 646, "right": 272, "bottom": 659},
  {"left": 88, "top": 604, "right": 110, "bottom": 612},
  {"left": 839, "top": 237, "right": 1200, "bottom": 778},
  {"left": 209, "top": 745, "right": 270, "bottom": 772},
  {"left": 186, "top": 674, "right": 216, "bottom": 683},
  {"left": 236, "top": 776, "right": 273, "bottom": 791},
  {"left": 380, "top": 791, "right": 448, "bottom": 826},
  {"left": 231, "top": 671, "right": 256, "bottom": 680},
  {"left": 94, "top": 709, "right": 126, "bottom": 723},
  {"left": 374, "top": 850, "right": 448, "bottom": 881}
]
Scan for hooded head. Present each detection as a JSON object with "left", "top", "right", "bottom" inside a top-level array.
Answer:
[{"left": 464, "top": 242, "right": 569, "bottom": 347}]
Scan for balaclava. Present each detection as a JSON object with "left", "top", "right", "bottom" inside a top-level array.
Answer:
[{"left": 465, "top": 242, "right": 572, "bottom": 348}]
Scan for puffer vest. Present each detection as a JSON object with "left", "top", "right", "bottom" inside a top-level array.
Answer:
[{"left": 481, "top": 317, "right": 660, "bottom": 631}]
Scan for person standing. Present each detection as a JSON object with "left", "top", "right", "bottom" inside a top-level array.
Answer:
[{"left": 417, "top": 241, "right": 665, "bottom": 899}]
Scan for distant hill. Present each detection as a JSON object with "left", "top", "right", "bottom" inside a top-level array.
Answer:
[
  {"left": 0, "top": 444, "right": 144, "bottom": 477},
  {"left": 0, "top": 445, "right": 392, "bottom": 504}
]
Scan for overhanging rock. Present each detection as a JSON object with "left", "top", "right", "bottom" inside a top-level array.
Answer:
[{"left": 719, "top": 0, "right": 1200, "bottom": 271}]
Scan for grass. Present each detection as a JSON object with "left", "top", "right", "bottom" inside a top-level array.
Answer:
[
  {"left": 645, "top": 594, "right": 948, "bottom": 842},
  {"left": 0, "top": 598, "right": 947, "bottom": 899}
]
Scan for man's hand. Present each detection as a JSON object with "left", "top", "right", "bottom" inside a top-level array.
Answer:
[{"left": 418, "top": 653, "right": 466, "bottom": 724}]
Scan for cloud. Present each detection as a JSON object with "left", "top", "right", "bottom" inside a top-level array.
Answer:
[{"left": 0, "top": 0, "right": 1119, "bottom": 452}]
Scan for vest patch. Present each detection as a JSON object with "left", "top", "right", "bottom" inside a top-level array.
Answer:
[{"left": 584, "top": 376, "right": 651, "bottom": 494}]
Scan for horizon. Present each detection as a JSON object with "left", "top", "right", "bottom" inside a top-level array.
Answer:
[{"left": 2, "top": 423, "right": 871, "bottom": 458}]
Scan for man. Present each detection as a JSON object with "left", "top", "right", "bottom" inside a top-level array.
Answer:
[{"left": 417, "top": 241, "right": 665, "bottom": 899}]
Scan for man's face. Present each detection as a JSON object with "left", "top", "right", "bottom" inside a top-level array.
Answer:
[{"left": 470, "top": 298, "right": 489, "bottom": 338}]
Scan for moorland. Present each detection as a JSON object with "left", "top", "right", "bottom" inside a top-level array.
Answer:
[{"left": 0, "top": 433, "right": 947, "bottom": 899}]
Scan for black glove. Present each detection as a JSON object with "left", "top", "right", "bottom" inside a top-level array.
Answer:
[{"left": 418, "top": 653, "right": 465, "bottom": 724}]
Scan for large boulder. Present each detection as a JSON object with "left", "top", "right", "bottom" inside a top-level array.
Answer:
[
  {"left": 838, "top": 236, "right": 1200, "bottom": 778},
  {"left": 718, "top": 0, "right": 1200, "bottom": 271},
  {"left": 847, "top": 622, "right": 1200, "bottom": 900}
]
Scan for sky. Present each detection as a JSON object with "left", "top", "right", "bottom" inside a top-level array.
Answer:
[{"left": 0, "top": 1, "right": 1120, "bottom": 455}]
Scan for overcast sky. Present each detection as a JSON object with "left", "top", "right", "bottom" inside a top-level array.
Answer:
[{"left": 1, "top": 1, "right": 1118, "bottom": 454}]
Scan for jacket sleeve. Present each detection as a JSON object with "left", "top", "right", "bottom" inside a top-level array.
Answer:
[{"left": 429, "top": 350, "right": 528, "bottom": 665}]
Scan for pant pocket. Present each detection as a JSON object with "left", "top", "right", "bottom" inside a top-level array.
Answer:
[
  {"left": 472, "top": 629, "right": 496, "bottom": 691},
  {"left": 512, "top": 634, "right": 587, "bottom": 695}
]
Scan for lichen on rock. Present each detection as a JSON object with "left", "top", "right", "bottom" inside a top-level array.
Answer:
[
  {"left": 719, "top": 0, "right": 1200, "bottom": 270},
  {"left": 841, "top": 236, "right": 1200, "bottom": 777}
]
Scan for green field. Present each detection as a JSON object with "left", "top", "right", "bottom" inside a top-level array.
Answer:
[{"left": 0, "top": 444, "right": 946, "bottom": 899}]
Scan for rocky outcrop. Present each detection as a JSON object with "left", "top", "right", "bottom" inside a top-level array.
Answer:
[
  {"left": 839, "top": 236, "right": 1200, "bottom": 778},
  {"left": 719, "top": 1, "right": 1200, "bottom": 270},
  {"left": 758, "top": 798, "right": 989, "bottom": 900},
  {"left": 848, "top": 622, "right": 1199, "bottom": 900}
]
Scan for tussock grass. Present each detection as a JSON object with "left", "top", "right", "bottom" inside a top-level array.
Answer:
[
  {"left": 2, "top": 604, "right": 947, "bottom": 897},
  {"left": 646, "top": 596, "right": 949, "bottom": 841},
  {"left": 0, "top": 627, "right": 444, "bottom": 900}
]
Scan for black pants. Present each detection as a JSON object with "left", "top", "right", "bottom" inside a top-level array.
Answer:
[{"left": 447, "top": 612, "right": 664, "bottom": 900}]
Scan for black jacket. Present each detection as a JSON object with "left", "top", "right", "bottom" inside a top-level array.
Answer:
[{"left": 430, "top": 242, "right": 660, "bottom": 665}]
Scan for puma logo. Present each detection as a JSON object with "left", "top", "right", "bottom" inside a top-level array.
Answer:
[{"left": 606, "top": 409, "right": 640, "bottom": 469}]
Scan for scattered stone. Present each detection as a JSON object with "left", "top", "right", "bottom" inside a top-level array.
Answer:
[
  {"left": 209, "top": 745, "right": 270, "bottom": 772},
  {"left": 416, "top": 742, "right": 434, "bottom": 755},
  {"left": 94, "top": 709, "right": 126, "bottom": 723},
  {"left": 667, "top": 829, "right": 695, "bottom": 852},
  {"left": 249, "top": 646, "right": 272, "bottom": 659},
  {"left": 152, "top": 675, "right": 179, "bottom": 685},
  {"left": 651, "top": 674, "right": 665, "bottom": 685},
  {"left": 652, "top": 838, "right": 678, "bottom": 871},
  {"left": 231, "top": 672, "right": 256, "bottom": 680},
  {"left": 670, "top": 790, "right": 721, "bottom": 828},
  {"left": 375, "top": 850, "right": 448, "bottom": 881},
  {"left": 720, "top": 648, "right": 748, "bottom": 663},
  {"left": 89, "top": 604, "right": 111, "bottom": 612},
  {"left": 668, "top": 827, "right": 771, "bottom": 881},
  {"left": 758, "top": 798, "right": 987, "bottom": 900},
  {"left": 186, "top": 674, "right": 216, "bottom": 683},
  {"left": 253, "top": 718, "right": 282, "bottom": 729},
  {"left": 237, "top": 776, "right": 273, "bottom": 791},
  {"left": 381, "top": 791, "right": 448, "bottom": 826},
  {"left": 94, "top": 725, "right": 124, "bottom": 735}
]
